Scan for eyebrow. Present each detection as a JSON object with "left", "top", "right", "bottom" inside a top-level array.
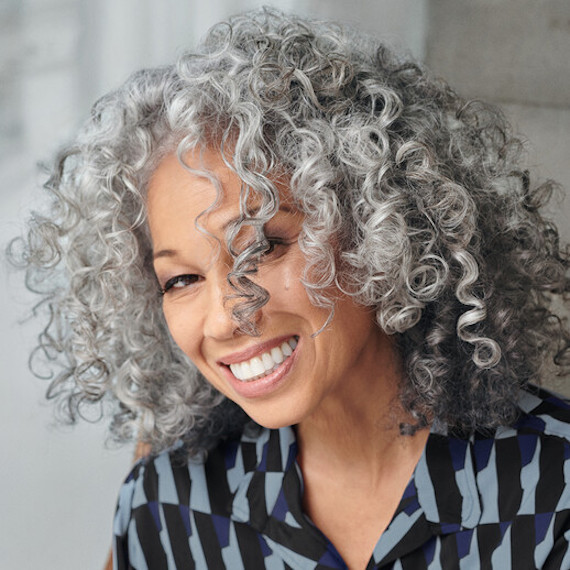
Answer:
[
  {"left": 152, "top": 205, "right": 298, "bottom": 261},
  {"left": 153, "top": 248, "right": 178, "bottom": 261},
  {"left": 221, "top": 204, "right": 296, "bottom": 230}
]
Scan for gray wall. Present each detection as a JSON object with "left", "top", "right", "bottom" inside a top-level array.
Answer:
[
  {"left": 426, "top": 0, "right": 570, "bottom": 241},
  {"left": 0, "top": 1, "right": 567, "bottom": 568}
]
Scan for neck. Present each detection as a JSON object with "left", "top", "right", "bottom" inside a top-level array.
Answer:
[
  {"left": 292, "top": 337, "right": 430, "bottom": 570},
  {"left": 295, "top": 337, "right": 429, "bottom": 482}
]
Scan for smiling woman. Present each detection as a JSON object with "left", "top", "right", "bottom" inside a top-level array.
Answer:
[
  {"left": 10, "top": 7, "right": 570, "bottom": 570},
  {"left": 147, "top": 149, "right": 397, "bottom": 436}
]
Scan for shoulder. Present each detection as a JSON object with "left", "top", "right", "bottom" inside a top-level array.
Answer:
[
  {"left": 113, "top": 425, "right": 274, "bottom": 535},
  {"left": 420, "top": 385, "right": 570, "bottom": 525},
  {"left": 112, "top": 444, "right": 202, "bottom": 545},
  {"left": 476, "top": 385, "right": 570, "bottom": 479},
  {"left": 114, "top": 441, "right": 232, "bottom": 525},
  {"left": 414, "top": 386, "right": 570, "bottom": 567},
  {"left": 112, "top": 427, "right": 291, "bottom": 568},
  {"left": 472, "top": 385, "right": 570, "bottom": 518}
]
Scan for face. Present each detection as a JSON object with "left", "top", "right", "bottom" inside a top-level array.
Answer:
[{"left": 147, "top": 147, "right": 395, "bottom": 429}]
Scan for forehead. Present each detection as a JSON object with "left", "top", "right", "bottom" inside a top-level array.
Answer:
[
  {"left": 146, "top": 148, "right": 299, "bottom": 245},
  {"left": 148, "top": 147, "right": 236, "bottom": 205}
]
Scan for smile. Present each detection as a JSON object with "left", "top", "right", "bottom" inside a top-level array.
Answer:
[{"left": 229, "top": 336, "right": 298, "bottom": 382}]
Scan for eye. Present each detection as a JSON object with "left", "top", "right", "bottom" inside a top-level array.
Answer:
[
  {"left": 261, "top": 237, "right": 290, "bottom": 258},
  {"left": 160, "top": 274, "right": 201, "bottom": 295}
]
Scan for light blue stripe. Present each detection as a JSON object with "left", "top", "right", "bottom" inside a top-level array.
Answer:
[
  {"left": 560, "top": 527, "right": 570, "bottom": 568},
  {"left": 490, "top": 523, "right": 511, "bottom": 568},
  {"left": 255, "top": 428, "right": 272, "bottom": 459},
  {"left": 188, "top": 511, "right": 208, "bottom": 569},
  {"left": 518, "top": 438, "right": 540, "bottom": 515},
  {"left": 156, "top": 503, "right": 177, "bottom": 569},
  {"left": 221, "top": 523, "right": 245, "bottom": 570},
  {"left": 556, "top": 455, "right": 570, "bottom": 511},
  {"left": 373, "top": 509, "right": 423, "bottom": 563},
  {"left": 127, "top": 518, "right": 149, "bottom": 570},
  {"left": 534, "top": 509, "right": 556, "bottom": 567},
  {"left": 265, "top": 536, "right": 319, "bottom": 569},
  {"left": 278, "top": 426, "right": 296, "bottom": 466},
  {"left": 517, "top": 390, "right": 542, "bottom": 413},
  {"left": 454, "top": 444, "right": 481, "bottom": 527},
  {"left": 131, "top": 465, "right": 149, "bottom": 509},
  {"left": 429, "top": 535, "right": 442, "bottom": 569},
  {"left": 265, "top": 472, "right": 285, "bottom": 513},
  {"left": 264, "top": 551, "right": 288, "bottom": 569},
  {"left": 231, "top": 472, "right": 253, "bottom": 522},
  {"left": 188, "top": 463, "right": 211, "bottom": 513},
  {"left": 114, "top": 476, "right": 136, "bottom": 534},
  {"left": 155, "top": 452, "right": 179, "bottom": 504},
  {"left": 415, "top": 452, "right": 439, "bottom": 523},
  {"left": 459, "top": 531, "right": 481, "bottom": 569},
  {"left": 494, "top": 425, "right": 517, "bottom": 440},
  {"left": 477, "top": 444, "right": 500, "bottom": 524},
  {"left": 284, "top": 511, "right": 302, "bottom": 529},
  {"left": 540, "top": 415, "right": 570, "bottom": 441}
]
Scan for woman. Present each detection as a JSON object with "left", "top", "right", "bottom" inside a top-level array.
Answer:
[{"left": 13, "top": 8, "right": 570, "bottom": 569}]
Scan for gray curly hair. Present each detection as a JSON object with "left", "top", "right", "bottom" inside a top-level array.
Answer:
[{"left": 10, "top": 7, "right": 569, "bottom": 453}]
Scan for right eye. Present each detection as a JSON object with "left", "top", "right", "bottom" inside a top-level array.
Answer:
[{"left": 160, "top": 274, "right": 201, "bottom": 295}]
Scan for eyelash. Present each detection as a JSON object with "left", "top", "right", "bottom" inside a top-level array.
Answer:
[
  {"left": 261, "top": 237, "right": 288, "bottom": 255},
  {"left": 160, "top": 274, "right": 201, "bottom": 295},
  {"left": 159, "top": 237, "right": 292, "bottom": 296}
]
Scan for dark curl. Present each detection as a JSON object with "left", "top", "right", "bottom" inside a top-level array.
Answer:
[{"left": 9, "top": 8, "right": 570, "bottom": 452}]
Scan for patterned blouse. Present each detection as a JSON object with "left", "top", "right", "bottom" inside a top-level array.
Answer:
[{"left": 113, "top": 386, "right": 570, "bottom": 569}]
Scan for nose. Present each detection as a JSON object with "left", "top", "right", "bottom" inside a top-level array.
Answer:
[
  {"left": 203, "top": 271, "right": 239, "bottom": 341},
  {"left": 203, "top": 266, "right": 265, "bottom": 339}
]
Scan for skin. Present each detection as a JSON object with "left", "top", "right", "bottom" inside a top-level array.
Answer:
[{"left": 147, "top": 147, "right": 430, "bottom": 570}]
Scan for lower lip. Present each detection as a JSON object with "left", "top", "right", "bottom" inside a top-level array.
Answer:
[{"left": 222, "top": 342, "right": 299, "bottom": 399}]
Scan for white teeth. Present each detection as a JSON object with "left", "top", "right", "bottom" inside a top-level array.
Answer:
[
  {"left": 228, "top": 336, "right": 298, "bottom": 382},
  {"left": 270, "top": 346, "right": 284, "bottom": 364},
  {"left": 261, "top": 352, "right": 274, "bottom": 371},
  {"left": 241, "top": 361, "right": 253, "bottom": 379},
  {"left": 250, "top": 357, "right": 265, "bottom": 376},
  {"left": 232, "top": 362, "right": 243, "bottom": 380}
]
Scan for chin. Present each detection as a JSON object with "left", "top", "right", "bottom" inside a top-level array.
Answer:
[{"left": 239, "top": 403, "right": 307, "bottom": 431}]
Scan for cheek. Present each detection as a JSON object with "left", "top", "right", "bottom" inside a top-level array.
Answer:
[
  {"left": 163, "top": 304, "right": 200, "bottom": 359},
  {"left": 261, "top": 249, "right": 309, "bottom": 300}
]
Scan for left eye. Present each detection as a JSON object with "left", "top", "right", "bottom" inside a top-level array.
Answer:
[
  {"left": 161, "top": 274, "right": 200, "bottom": 295},
  {"left": 261, "top": 238, "right": 288, "bottom": 257}
]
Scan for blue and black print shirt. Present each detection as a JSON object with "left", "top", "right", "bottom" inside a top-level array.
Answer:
[{"left": 113, "top": 386, "right": 570, "bottom": 569}]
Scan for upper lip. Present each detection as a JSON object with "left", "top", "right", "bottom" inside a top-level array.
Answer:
[{"left": 217, "top": 334, "right": 297, "bottom": 366}]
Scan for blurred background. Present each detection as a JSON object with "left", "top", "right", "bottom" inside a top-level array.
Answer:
[{"left": 1, "top": 0, "right": 569, "bottom": 568}]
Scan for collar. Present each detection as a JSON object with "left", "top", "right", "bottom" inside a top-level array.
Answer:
[
  {"left": 227, "top": 426, "right": 482, "bottom": 526},
  {"left": 223, "top": 424, "right": 483, "bottom": 568}
]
